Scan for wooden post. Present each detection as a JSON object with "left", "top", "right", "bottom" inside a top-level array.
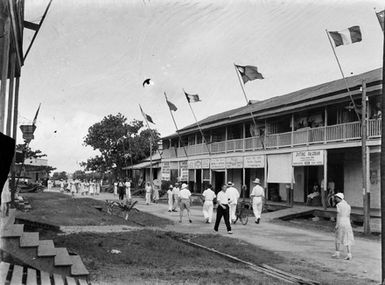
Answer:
[
  {"left": 322, "top": 150, "right": 328, "bottom": 210},
  {"left": 324, "top": 107, "right": 328, "bottom": 143},
  {"left": 6, "top": 53, "right": 15, "bottom": 136},
  {"left": 291, "top": 114, "right": 294, "bottom": 146},
  {"left": 10, "top": 76, "right": 20, "bottom": 203},
  {"left": 361, "top": 80, "right": 370, "bottom": 234},
  {"left": 380, "top": 17, "right": 385, "bottom": 284},
  {"left": 0, "top": 17, "right": 11, "bottom": 133}
]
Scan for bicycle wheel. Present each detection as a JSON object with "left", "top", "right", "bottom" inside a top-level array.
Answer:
[{"left": 239, "top": 209, "right": 248, "bottom": 225}]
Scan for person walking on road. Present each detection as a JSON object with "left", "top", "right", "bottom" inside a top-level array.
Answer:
[
  {"left": 250, "top": 178, "right": 264, "bottom": 224},
  {"left": 226, "top": 181, "right": 240, "bottom": 224},
  {"left": 172, "top": 182, "right": 180, "bottom": 212},
  {"left": 113, "top": 180, "right": 118, "bottom": 197},
  {"left": 125, "top": 178, "right": 131, "bottom": 200},
  {"left": 167, "top": 185, "right": 174, "bottom": 212},
  {"left": 145, "top": 182, "right": 152, "bottom": 205},
  {"left": 214, "top": 184, "right": 232, "bottom": 234},
  {"left": 118, "top": 179, "right": 125, "bottom": 200},
  {"left": 201, "top": 184, "right": 216, "bottom": 223},
  {"left": 332, "top": 193, "right": 354, "bottom": 260},
  {"left": 178, "top": 183, "right": 192, "bottom": 223}
]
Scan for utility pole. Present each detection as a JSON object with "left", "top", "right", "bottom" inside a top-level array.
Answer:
[
  {"left": 361, "top": 80, "right": 370, "bottom": 234},
  {"left": 380, "top": 16, "right": 385, "bottom": 284}
]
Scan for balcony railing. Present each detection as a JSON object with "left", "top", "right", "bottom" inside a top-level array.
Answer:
[{"left": 161, "top": 119, "right": 381, "bottom": 159}]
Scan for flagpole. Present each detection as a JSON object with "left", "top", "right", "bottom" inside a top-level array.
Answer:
[
  {"left": 164, "top": 92, "right": 188, "bottom": 158},
  {"left": 233, "top": 64, "right": 264, "bottom": 148},
  {"left": 139, "top": 104, "right": 157, "bottom": 185},
  {"left": 184, "top": 94, "right": 211, "bottom": 155},
  {"left": 325, "top": 30, "right": 360, "bottom": 120}
]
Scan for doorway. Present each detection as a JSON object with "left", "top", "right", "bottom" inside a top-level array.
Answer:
[{"left": 213, "top": 171, "right": 225, "bottom": 193}]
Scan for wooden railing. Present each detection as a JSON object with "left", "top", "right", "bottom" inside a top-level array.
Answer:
[{"left": 162, "top": 119, "right": 381, "bottom": 158}]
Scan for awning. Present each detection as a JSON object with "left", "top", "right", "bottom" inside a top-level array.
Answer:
[
  {"left": 123, "top": 161, "right": 160, "bottom": 170},
  {"left": 267, "top": 153, "right": 294, "bottom": 184}
]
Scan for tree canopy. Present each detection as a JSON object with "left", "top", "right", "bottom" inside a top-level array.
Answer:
[{"left": 82, "top": 113, "right": 160, "bottom": 178}]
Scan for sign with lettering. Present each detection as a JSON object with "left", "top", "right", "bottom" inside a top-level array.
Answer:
[
  {"left": 161, "top": 162, "right": 170, "bottom": 180},
  {"left": 210, "top": 158, "right": 226, "bottom": 169},
  {"left": 244, "top": 155, "right": 265, "bottom": 168},
  {"left": 202, "top": 159, "right": 210, "bottom": 169},
  {"left": 180, "top": 168, "right": 188, "bottom": 181},
  {"left": 292, "top": 150, "right": 324, "bottom": 166},
  {"left": 225, "top": 157, "right": 243, "bottom": 168}
]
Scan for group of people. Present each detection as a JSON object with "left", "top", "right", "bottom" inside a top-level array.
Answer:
[
  {"left": 161, "top": 178, "right": 354, "bottom": 260},
  {"left": 60, "top": 179, "right": 102, "bottom": 197},
  {"left": 144, "top": 181, "right": 160, "bottom": 204},
  {"left": 113, "top": 178, "right": 132, "bottom": 201}
]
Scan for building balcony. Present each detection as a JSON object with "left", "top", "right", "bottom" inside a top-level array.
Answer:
[{"left": 162, "top": 119, "right": 381, "bottom": 159}]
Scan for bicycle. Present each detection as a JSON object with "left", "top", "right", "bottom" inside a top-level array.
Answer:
[{"left": 234, "top": 200, "right": 252, "bottom": 225}]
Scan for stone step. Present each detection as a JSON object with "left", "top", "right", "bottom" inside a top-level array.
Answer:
[
  {"left": 37, "top": 240, "right": 57, "bottom": 257},
  {"left": 10, "top": 264, "right": 23, "bottom": 285},
  {"left": 20, "top": 232, "right": 40, "bottom": 247},
  {"left": 70, "top": 255, "right": 89, "bottom": 276},
  {"left": 26, "top": 268, "right": 37, "bottom": 285},
  {"left": 0, "top": 224, "right": 24, "bottom": 237},
  {"left": 54, "top": 248, "right": 73, "bottom": 266},
  {"left": 0, "top": 262, "right": 10, "bottom": 285}
]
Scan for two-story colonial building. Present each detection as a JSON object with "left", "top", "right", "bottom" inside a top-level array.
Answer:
[{"left": 160, "top": 68, "right": 382, "bottom": 210}]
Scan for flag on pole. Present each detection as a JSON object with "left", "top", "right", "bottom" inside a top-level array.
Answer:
[
  {"left": 376, "top": 10, "right": 384, "bottom": 31},
  {"left": 139, "top": 105, "right": 155, "bottom": 124},
  {"left": 184, "top": 90, "right": 201, "bottom": 103},
  {"left": 328, "top": 26, "right": 362, "bottom": 47},
  {"left": 234, "top": 64, "right": 264, "bottom": 84},
  {"left": 32, "top": 103, "right": 41, "bottom": 126},
  {"left": 166, "top": 98, "right": 178, "bottom": 111}
]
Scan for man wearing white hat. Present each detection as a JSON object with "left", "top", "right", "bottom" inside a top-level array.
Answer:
[
  {"left": 250, "top": 178, "right": 264, "bottom": 224},
  {"left": 332, "top": 192, "right": 354, "bottom": 260},
  {"left": 178, "top": 183, "right": 192, "bottom": 223},
  {"left": 226, "top": 181, "right": 240, "bottom": 224}
]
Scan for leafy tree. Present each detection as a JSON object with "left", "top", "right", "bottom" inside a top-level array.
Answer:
[
  {"left": 51, "top": 171, "right": 68, "bottom": 181},
  {"left": 82, "top": 113, "right": 160, "bottom": 178},
  {"left": 72, "top": 170, "right": 86, "bottom": 181}
]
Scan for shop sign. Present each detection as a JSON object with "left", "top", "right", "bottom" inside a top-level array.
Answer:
[
  {"left": 161, "top": 162, "right": 170, "bottom": 180},
  {"left": 188, "top": 161, "right": 195, "bottom": 169},
  {"left": 188, "top": 160, "right": 202, "bottom": 169},
  {"left": 292, "top": 150, "right": 324, "bottom": 166},
  {"left": 244, "top": 155, "right": 265, "bottom": 168},
  {"left": 210, "top": 158, "right": 225, "bottom": 169},
  {"left": 180, "top": 168, "right": 188, "bottom": 181},
  {"left": 179, "top": 161, "right": 188, "bottom": 168},
  {"left": 202, "top": 159, "right": 210, "bottom": 169},
  {"left": 225, "top": 157, "right": 243, "bottom": 168},
  {"left": 161, "top": 172, "right": 170, "bottom": 180},
  {"left": 169, "top": 162, "right": 178, "bottom": 169}
]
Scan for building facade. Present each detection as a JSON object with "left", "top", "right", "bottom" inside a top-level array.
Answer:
[{"left": 160, "top": 68, "right": 382, "bottom": 210}]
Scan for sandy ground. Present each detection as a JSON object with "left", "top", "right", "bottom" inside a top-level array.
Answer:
[{"left": 53, "top": 189, "right": 381, "bottom": 283}]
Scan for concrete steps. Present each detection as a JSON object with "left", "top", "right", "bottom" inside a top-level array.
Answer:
[
  {"left": 1, "top": 209, "right": 90, "bottom": 278},
  {"left": 0, "top": 261, "right": 89, "bottom": 285}
]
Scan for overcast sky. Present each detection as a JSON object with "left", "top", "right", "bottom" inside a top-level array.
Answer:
[{"left": 20, "top": 0, "right": 383, "bottom": 172}]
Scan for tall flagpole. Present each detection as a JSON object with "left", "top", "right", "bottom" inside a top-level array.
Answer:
[
  {"left": 139, "top": 104, "right": 156, "bottom": 185},
  {"left": 325, "top": 30, "right": 360, "bottom": 120},
  {"left": 233, "top": 64, "right": 264, "bottom": 148},
  {"left": 184, "top": 94, "right": 211, "bottom": 155},
  {"left": 164, "top": 92, "right": 188, "bottom": 157}
]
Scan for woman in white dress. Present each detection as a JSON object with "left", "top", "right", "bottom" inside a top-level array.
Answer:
[
  {"left": 113, "top": 181, "right": 118, "bottom": 197},
  {"left": 70, "top": 180, "right": 77, "bottom": 198},
  {"left": 1, "top": 178, "right": 11, "bottom": 216},
  {"left": 332, "top": 193, "right": 354, "bottom": 260},
  {"left": 89, "top": 180, "right": 95, "bottom": 195}
]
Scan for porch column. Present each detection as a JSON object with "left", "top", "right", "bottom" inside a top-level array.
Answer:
[
  {"left": 324, "top": 107, "right": 328, "bottom": 143},
  {"left": 322, "top": 150, "right": 328, "bottom": 209},
  {"left": 225, "top": 126, "right": 228, "bottom": 153},
  {"left": 291, "top": 114, "right": 294, "bottom": 147},
  {"left": 264, "top": 155, "right": 268, "bottom": 200},
  {"left": 242, "top": 123, "right": 246, "bottom": 151}
]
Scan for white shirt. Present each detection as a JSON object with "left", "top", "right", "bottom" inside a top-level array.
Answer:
[
  {"left": 172, "top": 187, "right": 180, "bottom": 195},
  {"left": 217, "top": 191, "right": 230, "bottom": 205},
  {"left": 202, "top": 188, "right": 216, "bottom": 202},
  {"left": 226, "top": 186, "right": 240, "bottom": 204},
  {"left": 251, "top": 185, "right": 265, "bottom": 202},
  {"left": 167, "top": 189, "right": 173, "bottom": 198},
  {"left": 125, "top": 182, "right": 131, "bottom": 189},
  {"left": 145, "top": 185, "right": 152, "bottom": 193},
  {"left": 178, "top": 188, "right": 191, "bottom": 199}
]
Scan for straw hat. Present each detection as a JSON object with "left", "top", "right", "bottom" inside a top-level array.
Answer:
[
  {"left": 252, "top": 178, "right": 261, "bottom": 184},
  {"left": 181, "top": 183, "right": 188, "bottom": 189},
  {"left": 334, "top": 193, "right": 344, "bottom": 200},
  {"left": 226, "top": 181, "right": 234, "bottom": 186}
]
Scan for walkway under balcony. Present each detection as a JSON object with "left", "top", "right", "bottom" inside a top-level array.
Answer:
[{"left": 162, "top": 119, "right": 381, "bottom": 159}]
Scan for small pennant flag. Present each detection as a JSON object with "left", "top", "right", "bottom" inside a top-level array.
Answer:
[
  {"left": 166, "top": 99, "right": 178, "bottom": 111},
  {"left": 139, "top": 105, "right": 155, "bottom": 124},
  {"left": 328, "top": 26, "right": 362, "bottom": 47},
  {"left": 184, "top": 90, "right": 201, "bottom": 103},
  {"left": 32, "top": 103, "right": 41, "bottom": 126},
  {"left": 376, "top": 10, "right": 384, "bottom": 31},
  {"left": 235, "top": 64, "right": 264, "bottom": 84}
]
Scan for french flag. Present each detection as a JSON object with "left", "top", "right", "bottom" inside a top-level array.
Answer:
[{"left": 328, "top": 26, "right": 362, "bottom": 47}]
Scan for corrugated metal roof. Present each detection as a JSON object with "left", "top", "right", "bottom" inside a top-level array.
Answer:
[{"left": 163, "top": 68, "right": 382, "bottom": 139}]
